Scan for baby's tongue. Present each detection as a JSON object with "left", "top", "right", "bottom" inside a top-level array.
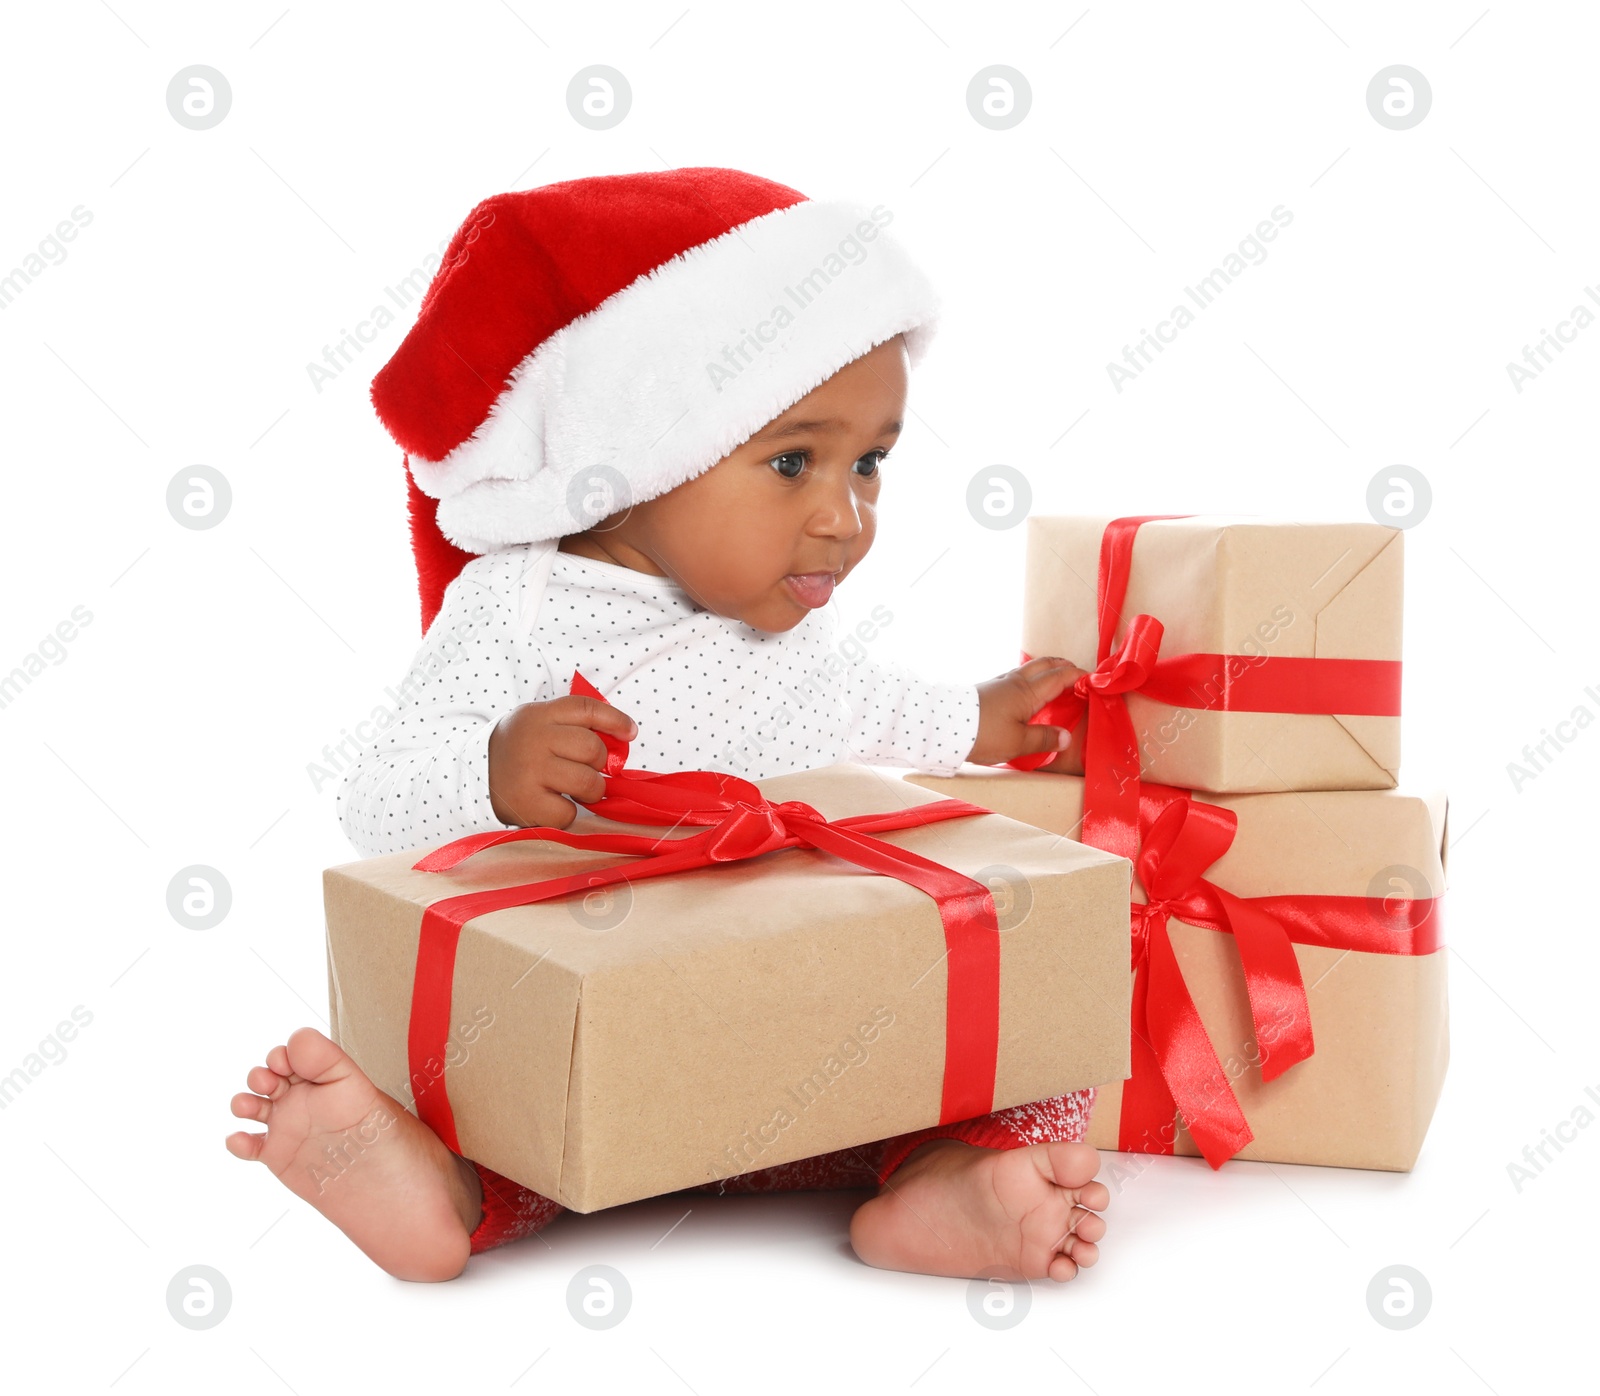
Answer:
[{"left": 784, "top": 572, "right": 835, "bottom": 609}]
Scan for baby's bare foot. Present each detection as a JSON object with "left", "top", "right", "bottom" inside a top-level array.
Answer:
[
  {"left": 225, "top": 1027, "right": 483, "bottom": 1282},
  {"left": 848, "top": 1138, "right": 1107, "bottom": 1282}
]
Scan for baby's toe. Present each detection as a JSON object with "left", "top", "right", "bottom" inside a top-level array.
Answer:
[
  {"left": 265, "top": 1044, "right": 291, "bottom": 1076},
  {"left": 1044, "top": 1140, "right": 1101, "bottom": 1190},
  {"left": 283, "top": 1026, "right": 346, "bottom": 1082},
  {"left": 1077, "top": 1179, "right": 1110, "bottom": 1212},
  {"left": 224, "top": 1129, "right": 265, "bottom": 1161},
  {"left": 1065, "top": 1236, "right": 1099, "bottom": 1269},
  {"left": 247, "top": 1065, "right": 287, "bottom": 1098},
  {"left": 231, "top": 1091, "right": 269, "bottom": 1123},
  {"left": 1068, "top": 1206, "right": 1106, "bottom": 1244},
  {"left": 1047, "top": 1252, "right": 1079, "bottom": 1282}
]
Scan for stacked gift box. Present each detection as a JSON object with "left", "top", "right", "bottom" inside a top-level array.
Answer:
[{"left": 908, "top": 514, "right": 1449, "bottom": 1172}]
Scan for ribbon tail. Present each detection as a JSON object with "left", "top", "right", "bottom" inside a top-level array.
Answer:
[
  {"left": 1079, "top": 692, "right": 1143, "bottom": 864},
  {"left": 1145, "top": 915, "right": 1253, "bottom": 1169},
  {"left": 413, "top": 822, "right": 706, "bottom": 872},
  {"left": 1118, "top": 957, "right": 1178, "bottom": 1156},
  {"left": 1216, "top": 888, "right": 1314, "bottom": 1082}
]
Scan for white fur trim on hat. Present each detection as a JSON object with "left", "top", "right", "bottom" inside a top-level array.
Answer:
[{"left": 409, "top": 198, "right": 941, "bottom": 555}]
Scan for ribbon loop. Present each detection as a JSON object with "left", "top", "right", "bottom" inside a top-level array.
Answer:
[{"left": 1136, "top": 795, "right": 1236, "bottom": 904}]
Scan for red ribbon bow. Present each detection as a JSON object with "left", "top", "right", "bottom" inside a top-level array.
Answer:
[
  {"left": 1120, "top": 791, "right": 1314, "bottom": 1167},
  {"left": 1011, "top": 609, "right": 1168, "bottom": 866},
  {"left": 404, "top": 670, "right": 1008, "bottom": 1154}
]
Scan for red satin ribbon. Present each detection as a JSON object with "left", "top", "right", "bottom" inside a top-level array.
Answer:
[
  {"left": 1123, "top": 792, "right": 1298, "bottom": 1165},
  {"left": 403, "top": 669, "right": 1007, "bottom": 1154},
  {"left": 1005, "top": 515, "right": 1416, "bottom": 1167}
]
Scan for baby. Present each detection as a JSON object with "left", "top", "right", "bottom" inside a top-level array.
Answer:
[{"left": 224, "top": 169, "right": 1107, "bottom": 1285}]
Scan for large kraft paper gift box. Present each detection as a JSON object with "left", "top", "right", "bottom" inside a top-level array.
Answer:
[
  {"left": 907, "top": 767, "right": 1449, "bottom": 1171},
  {"left": 324, "top": 760, "right": 1132, "bottom": 1212},
  {"left": 1017, "top": 514, "right": 1403, "bottom": 794}
]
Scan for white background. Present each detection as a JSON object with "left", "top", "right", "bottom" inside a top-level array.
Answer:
[{"left": 2, "top": 2, "right": 1593, "bottom": 1391}]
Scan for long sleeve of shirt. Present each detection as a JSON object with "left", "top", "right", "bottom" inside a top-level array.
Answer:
[
  {"left": 335, "top": 544, "right": 983, "bottom": 858},
  {"left": 335, "top": 555, "right": 551, "bottom": 859},
  {"left": 840, "top": 650, "right": 980, "bottom": 776}
]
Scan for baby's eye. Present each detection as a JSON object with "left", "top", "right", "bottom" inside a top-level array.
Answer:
[
  {"left": 855, "top": 449, "right": 889, "bottom": 479},
  {"left": 768, "top": 449, "right": 808, "bottom": 480}
]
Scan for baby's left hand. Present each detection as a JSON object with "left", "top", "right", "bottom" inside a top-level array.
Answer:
[{"left": 968, "top": 656, "right": 1087, "bottom": 769}]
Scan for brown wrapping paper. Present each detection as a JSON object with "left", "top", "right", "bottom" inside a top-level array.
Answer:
[
  {"left": 908, "top": 766, "right": 1449, "bottom": 1171},
  {"left": 324, "top": 763, "right": 1133, "bottom": 1211},
  {"left": 1024, "top": 514, "right": 1403, "bottom": 794}
]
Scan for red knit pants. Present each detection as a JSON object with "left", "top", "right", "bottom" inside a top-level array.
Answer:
[{"left": 466, "top": 1087, "right": 1097, "bottom": 1254}]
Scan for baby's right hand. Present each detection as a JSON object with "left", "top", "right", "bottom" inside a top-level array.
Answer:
[{"left": 486, "top": 695, "right": 639, "bottom": 830}]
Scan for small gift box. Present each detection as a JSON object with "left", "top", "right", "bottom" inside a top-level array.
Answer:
[
  {"left": 1017, "top": 514, "right": 1403, "bottom": 795},
  {"left": 908, "top": 767, "right": 1449, "bottom": 1172},
  {"left": 323, "top": 680, "right": 1133, "bottom": 1211}
]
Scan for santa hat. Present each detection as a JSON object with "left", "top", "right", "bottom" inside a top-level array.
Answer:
[{"left": 369, "top": 166, "right": 943, "bottom": 634}]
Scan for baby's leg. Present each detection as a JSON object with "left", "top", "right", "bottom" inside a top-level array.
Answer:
[
  {"left": 226, "top": 1027, "right": 510, "bottom": 1280},
  {"left": 466, "top": 1160, "right": 565, "bottom": 1254},
  {"left": 848, "top": 1088, "right": 1108, "bottom": 1283},
  {"left": 872, "top": 1087, "right": 1098, "bottom": 1185}
]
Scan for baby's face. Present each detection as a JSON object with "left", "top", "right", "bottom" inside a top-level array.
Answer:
[{"left": 560, "top": 334, "right": 909, "bottom": 633}]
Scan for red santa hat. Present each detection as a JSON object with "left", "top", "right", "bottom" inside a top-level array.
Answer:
[{"left": 369, "top": 166, "right": 943, "bottom": 634}]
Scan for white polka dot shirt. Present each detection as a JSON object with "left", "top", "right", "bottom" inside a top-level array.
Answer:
[{"left": 336, "top": 544, "right": 981, "bottom": 857}]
